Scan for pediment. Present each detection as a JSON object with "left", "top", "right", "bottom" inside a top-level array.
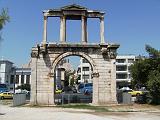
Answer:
[{"left": 61, "top": 4, "right": 87, "bottom": 10}]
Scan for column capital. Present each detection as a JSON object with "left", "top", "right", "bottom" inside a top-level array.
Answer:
[
  {"left": 81, "top": 15, "right": 87, "bottom": 21},
  {"left": 100, "top": 16, "right": 104, "bottom": 20},
  {"left": 44, "top": 15, "right": 48, "bottom": 19},
  {"left": 61, "top": 15, "right": 66, "bottom": 19},
  {"left": 81, "top": 15, "right": 86, "bottom": 18}
]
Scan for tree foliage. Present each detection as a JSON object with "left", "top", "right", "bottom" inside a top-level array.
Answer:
[
  {"left": 0, "top": 8, "right": 10, "bottom": 40},
  {"left": 147, "top": 71, "right": 160, "bottom": 104},
  {"left": 130, "top": 45, "right": 160, "bottom": 104},
  {"left": 16, "top": 84, "right": 30, "bottom": 91},
  {"left": 145, "top": 44, "right": 160, "bottom": 58},
  {"left": 64, "top": 70, "right": 75, "bottom": 87}
]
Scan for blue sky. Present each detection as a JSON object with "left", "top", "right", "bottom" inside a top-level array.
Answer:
[{"left": 0, "top": 0, "right": 160, "bottom": 67}]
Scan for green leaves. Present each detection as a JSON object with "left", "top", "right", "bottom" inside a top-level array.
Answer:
[
  {"left": 145, "top": 44, "right": 160, "bottom": 58},
  {"left": 147, "top": 71, "right": 160, "bottom": 104},
  {"left": 130, "top": 45, "right": 160, "bottom": 104},
  {"left": 0, "top": 8, "right": 10, "bottom": 31},
  {"left": 0, "top": 8, "right": 10, "bottom": 41}
]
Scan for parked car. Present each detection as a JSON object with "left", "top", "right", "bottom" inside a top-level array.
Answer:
[
  {"left": 78, "top": 83, "right": 93, "bottom": 94},
  {"left": 62, "top": 86, "right": 77, "bottom": 93},
  {"left": 128, "top": 90, "right": 143, "bottom": 96},
  {"left": 136, "top": 92, "right": 153, "bottom": 104},
  {"left": 0, "top": 84, "right": 8, "bottom": 93},
  {"left": 0, "top": 92, "right": 13, "bottom": 99},
  {"left": 55, "top": 89, "right": 62, "bottom": 94}
]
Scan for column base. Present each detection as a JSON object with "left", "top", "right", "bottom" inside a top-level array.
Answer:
[
  {"left": 59, "top": 41, "right": 67, "bottom": 44},
  {"left": 81, "top": 41, "right": 87, "bottom": 44}
]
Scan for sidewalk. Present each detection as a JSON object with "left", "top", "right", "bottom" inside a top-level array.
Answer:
[{"left": 0, "top": 104, "right": 160, "bottom": 120}]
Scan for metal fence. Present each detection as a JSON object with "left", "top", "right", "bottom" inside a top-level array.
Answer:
[{"left": 55, "top": 93, "right": 92, "bottom": 104}]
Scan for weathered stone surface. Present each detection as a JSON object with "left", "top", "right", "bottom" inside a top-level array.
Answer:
[
  {"left": 30, "top": 43, "right": 119, "bottom": 106},
  {"left": 30, "top": 5, "right": 119, "bottom": 106}
]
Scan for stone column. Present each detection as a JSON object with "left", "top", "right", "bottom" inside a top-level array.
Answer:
[
  {"left": 43, "top": 16, "right": 47, "bottom": 44},
  {"left": 81, "top": 16, "right": 87, "bottom": 43},
  {"left": 24, "top": 75, "right": 26, "bottom": 84},
  {"left": 100, "top": 16, "right": 105, "bottom": 44},
  {"left": 19, "top": 75, "right": 21, "bottom": 86},
  {"left": 60, "top": 16, "right": 66, "bottom": 43}
]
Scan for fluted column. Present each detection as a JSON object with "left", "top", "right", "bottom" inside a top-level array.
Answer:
[
  {"left": 60, "top": 16, "right": 66, "bottom": 43},
  {"left": 81, "top": 16, "right": 87, "bottom": 43},
  {"left": 43, "top": 16, "right": 47, "bottom": 44},
  {"left": 100, "top": 16, "right": 105, "bottom": 44}
]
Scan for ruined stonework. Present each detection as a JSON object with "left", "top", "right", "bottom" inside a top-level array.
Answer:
[{"left": 30, "top": 4, "right": 119, "bottom": 106}]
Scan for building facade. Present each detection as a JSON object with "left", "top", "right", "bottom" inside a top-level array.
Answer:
[
  {"left": 116, "top": 55, "right": 137, "bottom": 88},
  {"left": 55, "top": 59, "right": 74, "bottom": 89},
  {"left": 77, "top": 58, "right": 92, "bottom": 83},
  {"left": 77, "top": 55, "right": 138, "bottom": 88},
  {"left": 0, "top": 59, "right": 31, "bottom": 90},
  {"left": 0, "top": 60, "right": 13, "bottom": 85},
  {"left": 13, "top": 67, "right": 31, "bottom": 89}
]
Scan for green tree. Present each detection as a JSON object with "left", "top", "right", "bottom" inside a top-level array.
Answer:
[
  {"left": 0, "top": 8, "right": 10, "bottom": 40},
  {"left": 145, "top": 44, "right": 160, "bottom": 58},
  {"left": 64, "top": 70, "right": 75, "bottom": 87},
  {"left": 131, "top": 58, "right": 160, "bottom": 88},
  {"left": 147, "top": 71, "right": 160, "bottom": 104},
  {"left": 130, "top": 45, "right": 160, "bottom": 104},
  {"left": 16, "top": 84, "right": 31, "bottom": 91}
]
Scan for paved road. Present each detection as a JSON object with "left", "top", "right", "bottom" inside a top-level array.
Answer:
[{"left": 0, "top": 104, "right": 160, "bottom": 120}]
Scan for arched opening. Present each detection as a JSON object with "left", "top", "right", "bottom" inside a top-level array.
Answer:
[{"left": 51, "top": 52, "right": 96, "bottom": 104}]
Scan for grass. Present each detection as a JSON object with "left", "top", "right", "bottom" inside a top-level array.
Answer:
[
  {"left": 57, "top": 104, "right": 109, "bottom": 112},
  {"left": 0, "top": 99, "right": 12, "bottom": 105},
  {"left": 56, "top": 103, "right": 160, "bottom": 112}
]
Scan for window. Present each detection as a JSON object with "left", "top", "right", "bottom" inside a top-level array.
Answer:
[
  {"left": 116, "top": 59, "right": 126, "bottom": 63},
  {"left": 16, "top": 75, "right": 19, "bottom": 84},
  {"left": 83, "top": 75, "right": 89, "bottom": 80},
  {"left": 128, "top": 74, "right": 131, "bottom": 79},
  {"left": 116, "top": 65, "right": 127, "bottom": 71},
  {"left": 10, "top": 75, "right": 14, "bottom": 84},
  {"left": 116, "top": 73, "right": 127, "bottom": 79},
  {"left": 128, "top": 66, "right": 131, "bottom": 72},
  {"left": 82, "top": 67, "right": 89, "bottom": 71},
  {"left": 26, "top": 75, "right": 30, "bottom": 84},
  {"left": 82, "top": 59, "right": 89, "bottom": 63},
  {"left": 21, "top": 75, "right": 24, "bottom": 84},
  {"left": 128, "top": 59, "right": 134, "bottom": 63}
]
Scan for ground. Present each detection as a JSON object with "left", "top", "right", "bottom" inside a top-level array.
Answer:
[{"left": 0, "top": 100, "right": 160, "bottom": 120}]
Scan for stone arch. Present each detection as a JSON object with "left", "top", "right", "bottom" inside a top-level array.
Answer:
[{"left": 51, "top": 52, "right": 97, "bottom": 75}]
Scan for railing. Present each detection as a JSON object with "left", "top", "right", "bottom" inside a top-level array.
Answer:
[{"left": 55, "top": 93, "right": 92, "bottom": 104}]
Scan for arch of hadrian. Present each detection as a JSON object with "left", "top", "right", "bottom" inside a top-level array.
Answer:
[{"left": 30, "top": 4, "right": 120, "bottom": 105}]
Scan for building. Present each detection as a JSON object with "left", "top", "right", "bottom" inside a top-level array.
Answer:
[
  {"left": 13, "top": 67, "right": 31, "bottom": 89},
  {"left": 0, "top": 59, "right": 31, "bottom": 90},
  {"left": 0, "top": 58, "right": 74, "bottom": 91},
  {"left": 55, "top": 59, "right": 74, "bottom": 89},
  {"left": 77, "top": 55, "right": 139, "bottom": 87},
  {"left": 0, "top": 60, "right": 13, "bottom": 85},
  {"left": 116, "top": 55, "right": 137, "bottom": 88},
  {"left": 77, "top": 58, "right": 92, "bottom": 83}
]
